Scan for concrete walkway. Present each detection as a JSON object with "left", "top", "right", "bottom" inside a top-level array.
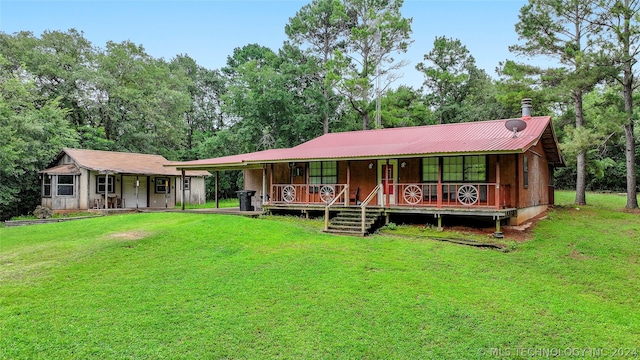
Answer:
[{"left": 140, "top": 207, "right": 264, "bottom": 218}]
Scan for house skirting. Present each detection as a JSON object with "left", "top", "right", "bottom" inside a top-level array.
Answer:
[{"left": 512, "top": 205, "right": 548, "bottom": 225}]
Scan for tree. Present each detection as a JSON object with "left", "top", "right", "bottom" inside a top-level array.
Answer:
[
  {"left": 379, "top": 85, "right": 433, "bottom": 127},
  {"left": 169, "top": 55, "right": 228, "bottom": 157},
  {"left": 0, "top": 30, "right": 99, "bottom": 146},
  {"left": 0, "top": 54, "right": 79, "bottom": 220},
  {"left": 93, "top": 41, "right": 191, "bottom": 157},
  {"left": 594, "top": 0, "right": 639, "bottom": 208},
  {"left": 511, "top": 0, "right": 605, "bottom": 205},
  {"left": 416, "top": 36, "right": 477, "bottom": 124},
  {"left": 495, "top": 60, "right": 560, "bottom": 117},
  {"left": 286, "top": 0, "right": 350, "bottom": 133},
  {"left": 331, "top": 0, "right": 413, "bottom": 130},
  {"left": 416, "top": 36, "right": 510, "bottom": 123}
]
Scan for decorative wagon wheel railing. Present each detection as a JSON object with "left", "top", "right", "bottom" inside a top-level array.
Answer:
[
  {"left": 282, "top": 185, "right": 296, "bottom": 203},
  {"left": 457, "top": 184, "right": 479, "bottom": 206},
  {"left": 319, "top": 185, "right": 335, "bottom": 203},
  {"left": 403, "top": 184, "right": 422, "bottom": 205}
]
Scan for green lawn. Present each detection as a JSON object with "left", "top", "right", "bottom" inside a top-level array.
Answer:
[
  {"left": 0, "top": 191, "right": 638, "bottom": 359},
  {"left": 177, "top": 198, "right": 239, "bottom": 209}
]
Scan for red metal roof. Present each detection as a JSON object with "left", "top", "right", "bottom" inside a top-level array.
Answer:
[{"left": 171, "top": 116, "right": 563, "bottom": 169}]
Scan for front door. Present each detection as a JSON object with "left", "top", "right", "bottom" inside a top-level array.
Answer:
[
  {"left": 378, "top": 160, "right": 398, "bottom": 206},
  {"left": 123, "top": 176, "right": 147, "bottom": 208}
]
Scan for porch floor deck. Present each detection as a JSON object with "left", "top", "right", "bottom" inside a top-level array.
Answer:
[{"left": 263, "top": 204, "right": 517, "bottom": 220}]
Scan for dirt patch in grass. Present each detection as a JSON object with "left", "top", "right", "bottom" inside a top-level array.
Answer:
[
  {"left": 567, "top": 249, "right": 592, "bottom": 260},
  {"left": 445, "top": 212, "right": 548, "bottom": 243},
  {"left": 107, "top": 231, "right": 149, "bottom": 241}
]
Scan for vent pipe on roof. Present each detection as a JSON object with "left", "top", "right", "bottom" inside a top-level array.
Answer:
[{"left": 521, "top": 98, "right": 532, "bottom": 119}]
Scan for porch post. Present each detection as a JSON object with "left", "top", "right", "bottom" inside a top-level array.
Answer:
[
  {"left": 494, "top": 217, "right": 504, "bottom": 238},
  {"left": 104, "top": 172, "right": 108, "bottom": 210},
  {"left": 135, "top": 176, "right": 139, "bottom": 209},
  {"left": 215, "top": 171, "right": 219, "bottom": 209},
  {"left": 437, "top": 158, "right": 443, "bottom": 208},
  {"left": 270, "top": 164, "right": 274, "bottom": 203},
  {"left": 495, "top": 158, "right": 501, "bottom": 210},
  {"left": 386, "top": 159, "right": 390, "bottom": 207},
  {"left": 181, "top": 169, "right": 186, "bottom": 211},
  {"left": 346, "top": 161, "right": 351, "bottom": 206},
  {"left": 262, "top": 165, "right": 267, "bottom": 205}
]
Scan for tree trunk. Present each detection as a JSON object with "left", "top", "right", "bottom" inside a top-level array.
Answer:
[
  {"left": 323, "top": 86, "right": 329, "bottom": 134},
  {"left": 624, "top": 122, "right": 638, "bottom": 208},
  {"left": 621, "top": 9, "right": 638, "bottom": 209},
  {"left": 362, "top": 112, "right": 369, "bottom": 130},
  {"left": 574, "top": 90, "right": 587, "bottom": 205}
]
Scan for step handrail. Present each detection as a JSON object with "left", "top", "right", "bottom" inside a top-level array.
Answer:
[
  {"left": 324, "top": 185, "right": 349, "bottom": 231},
  {"left": 360, "top": 184, "right": 381, "bottom": 234}
]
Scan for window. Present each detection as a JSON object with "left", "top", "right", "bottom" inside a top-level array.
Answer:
[
  {"left": 43, "top": 175, "right": 51, "bottom": 197},
  {"left": 523, "top": 155, "right": 529, "bottom": 188},
  {"left": 57, "top": 175, "right": 75, "bottom": 196},
  {"left": 464, "top": 155, "right": 487, "bottom": 181},
  {"left": 309, "top": 161, "right": 337, "bottom": 185},
  {"left": 183, "top": 177, "right": 191, "bottom": 190},
  {"left": 422, "top": 158, "right": 439, "bottom": 182},
  {"left": 96, "top": 175, "right": 115, "bottom": 194},
  {"left": 442, "top": 156, "right": 487, "bottom": 182},
  {"left": 442, "top": 157, "right": 463, "bottom": 182},
  {"left": 155, "top": 177, "right": 170, "bottom": 193}
]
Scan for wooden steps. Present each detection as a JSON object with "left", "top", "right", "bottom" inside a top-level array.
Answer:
[{"left": 324, "top": 208, "right": 385, "bottom": 236}]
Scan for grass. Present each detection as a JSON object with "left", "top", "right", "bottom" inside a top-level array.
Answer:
[
  {"left": 9, "top": 211, "right": 96, "bottom": 221},
  {"left": 0, "top": 191, "right": 638, "bottom": 359},
  {"left": 177, "top": 198, "right": 239, "bottom": 209}
]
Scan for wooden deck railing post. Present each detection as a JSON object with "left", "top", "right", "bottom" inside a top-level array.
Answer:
[
  {"left": 324, "top": 185, "right": 349, "bottom": 232},
  {"left": 495, "top": 159, "right": 501, "bottom": 209},
  {"left": 360, "top": 184, "right": 381, "bottom": 235}
]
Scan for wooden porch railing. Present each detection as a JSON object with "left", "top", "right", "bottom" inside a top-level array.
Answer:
[
  {"left": 361, "top": 184, "right": 381, "bottom": 234},
  {"left": 271, "top": 184, "right": 347, "bottom": 205},
  {"left": 324, "top": 185, "right": 349, "bottom": 231},
  {"left": 270, "top": 183, "right": 511, "bottom": 210},
  {"left": 395, "top": 183, "right": 507, "bottom": 209}
]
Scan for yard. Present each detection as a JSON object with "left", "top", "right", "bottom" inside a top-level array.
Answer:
[{"left": 0, "top": 191, "right": 638, "bottom": 359}]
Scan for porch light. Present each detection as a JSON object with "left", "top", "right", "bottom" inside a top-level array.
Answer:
[
  {"left": 368, "top": 163, "right": 374, "bottom": 169},
  {"left": 401, "top": 161, "right": 407, "bottom": 168}
]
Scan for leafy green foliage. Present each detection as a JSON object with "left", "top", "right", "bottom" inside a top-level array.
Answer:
[
  {"left": 332, "top": 0, "right": 413, "bottom": 129},
  {"left": 379, "top": 85, "right": 433, "bottom": 127},
  {"left": 0, "top": 54, "right": 79, "bottom": 220}
]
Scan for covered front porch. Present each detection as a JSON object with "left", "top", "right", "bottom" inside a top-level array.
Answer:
[
  {"left": 262, "top": 181, "right": 516, "bottom": 237},
  {"left": 268, "top": 182, "right": 512, "bottom": 209}
]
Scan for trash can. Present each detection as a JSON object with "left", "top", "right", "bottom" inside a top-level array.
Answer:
[{"left": 236, "top": 190, "right": 256, "bottom": 211}]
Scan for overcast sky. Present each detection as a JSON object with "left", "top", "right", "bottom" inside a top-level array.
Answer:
[{"left": 0, "top": 0, "right": 542, "bottom": 89}]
